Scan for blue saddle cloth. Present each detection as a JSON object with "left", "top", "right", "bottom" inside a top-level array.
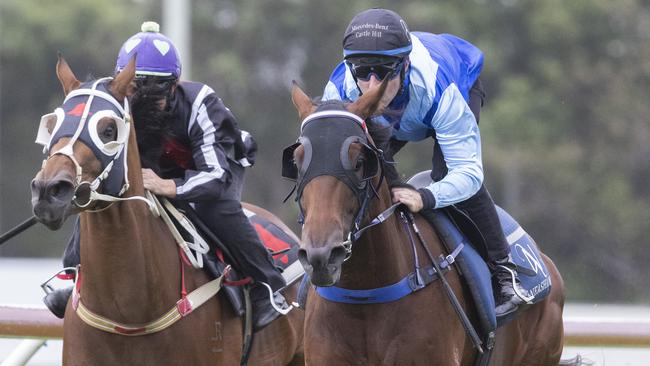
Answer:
[
  {"left": 407, "top": 171, "right": 552, "bottom": 334},
  {"left": 430, "top": 207, "right": 552, "bottom": 333},
  {"left": 496, "top": 207, "right": 552, "bottom": 305}
]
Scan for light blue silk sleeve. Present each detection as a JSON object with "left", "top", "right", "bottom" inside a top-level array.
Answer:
[{"left": 423, "top": 83, "right": 483, "bottom": 208}]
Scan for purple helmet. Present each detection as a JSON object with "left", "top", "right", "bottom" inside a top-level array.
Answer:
[{"left": 115, "top": 21, "right": 181, "bottom": 78}]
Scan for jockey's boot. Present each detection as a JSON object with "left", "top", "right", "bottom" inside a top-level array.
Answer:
[
  {"left": 250, "top": 284, "right": 290, "bottom": 332},
  {"left": 43, "top": 286, "right": 73, "bottom": 319},
  {"left": 492, "top": 256, "right": 526, "bottom": 317}
]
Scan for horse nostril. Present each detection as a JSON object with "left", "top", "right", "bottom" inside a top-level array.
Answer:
[
  {"left": 329, "top": 245, "right": 347, "bottom": 267},
  {"left": 49, "top": 184, "right": 60, "bottom": 197},
  {"left": 31, "top": 179, "right": 42, "bottom": 195},
  {"left": 298, "top": 248, "right": 307, "bottom": 263},
  {"left": 297, "top": 248, "right": 314, "bottom": 273},
  {"left": 298, "top": 248, "right": 310, "bottom": 267},
  {"left": 47, "top": 180, "right": 74, "bottom": 200}
]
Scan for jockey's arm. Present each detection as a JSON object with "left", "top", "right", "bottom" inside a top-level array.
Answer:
[
  {"left": 416, "top": 83, "right": 484, "bottom": 211},
  {"left": 171, "top": 93, "right": 235, "bottom": 201},
  {"left": 142, "top": 168, "right": 177, "bottom": 197}
]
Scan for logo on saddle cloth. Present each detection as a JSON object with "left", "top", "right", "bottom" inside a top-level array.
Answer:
[
  {"left": 512, "top": 242, "right": 550, "bottom": 299},
  {"left": 499, "top": 208, "right": 552, "bottom": 301},
  {"left": 438, "top": 205, "right": 552, "bottom": 332}
]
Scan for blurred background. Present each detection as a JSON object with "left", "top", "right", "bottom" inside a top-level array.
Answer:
[{"left": 1, "top": 0, "right": 649, "bottom": 308}]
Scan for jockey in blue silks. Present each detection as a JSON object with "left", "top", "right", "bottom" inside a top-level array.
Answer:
[
  {"left": 322, "top": 8, "right": 525, "bottom": 317},
  {"left": 44, "top": 22, "right": 288, "bottom": 331}
]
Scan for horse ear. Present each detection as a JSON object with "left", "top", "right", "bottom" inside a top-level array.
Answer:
[
  {"left": 291, "top": 81, "right": 315, "bottom": 121},
  {"left": 347, "top": 77, "right": 390, "bottom": 120},
  {"left": 110, "top": 56, "right": 136, "bottom": 100},
  {"left": 56, "top": 53, "right": 80, "bottom": 96}
]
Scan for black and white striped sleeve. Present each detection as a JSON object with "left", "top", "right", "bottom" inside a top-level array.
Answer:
[{"left": 172, "top": 85, "right": 234, "bottom": 201}]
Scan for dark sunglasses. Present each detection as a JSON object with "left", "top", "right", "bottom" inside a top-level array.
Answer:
[{"left": 347, "top": 59, "right": 404, "bottom": 82}]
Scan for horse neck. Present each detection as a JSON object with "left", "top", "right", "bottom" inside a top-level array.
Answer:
[
  {"left": 338, "top": 181, "right": 412, "bottom": 289},
  {"left": 79, "top": 129, "right": 181, "bottom": 319}
]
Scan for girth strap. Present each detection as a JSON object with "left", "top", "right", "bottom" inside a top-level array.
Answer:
[{"left": 315, "top": 205, "right": 465, "bottom": 305}]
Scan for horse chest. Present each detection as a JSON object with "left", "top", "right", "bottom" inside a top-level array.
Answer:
[{"left": 306, "top": 298, "right": 465, "bottom": 365}]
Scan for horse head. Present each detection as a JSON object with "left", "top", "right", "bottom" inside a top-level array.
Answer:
[
  {"left": 286, "top": 80, "right": 389, "bottom": 286},
  {"left": 31, "top": 55, "right": 136, "bottom": 229}
]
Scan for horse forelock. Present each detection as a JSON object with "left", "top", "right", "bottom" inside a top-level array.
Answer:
[{"left": 314, "top": 99, "right": 348, "bottom": 113}]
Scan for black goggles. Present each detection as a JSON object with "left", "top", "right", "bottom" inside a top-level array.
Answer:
[
  {"left": 347, "top": 58, "right": 404, "bottom": 82},
  {"left": 134, "top": 76, "right": 177, "bottom": 90}
]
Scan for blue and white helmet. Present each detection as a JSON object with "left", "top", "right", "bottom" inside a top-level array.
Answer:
[{"left": 115, "top": 21, "right": 181, "bottom": 78}]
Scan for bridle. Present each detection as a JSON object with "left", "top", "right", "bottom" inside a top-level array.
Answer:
[
  {"left": 282, "top": 108, "right": 394, "bottom": 260},
  {"left": 36, "top": 78, "right": 155, "bottom": 212},
  {"left": 35, "top": 78, "right": 228, "bottom": 336}
]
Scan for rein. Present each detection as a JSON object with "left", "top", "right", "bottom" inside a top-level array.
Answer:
[
  {"left": 315, "top": 207, "right": 463, "bottom": 304},
  {"left": 291, "top": 109, "right": 481, "bottom": 351},
  {"left": 37, "top": 79, "right": 224, "bottom": 335}
]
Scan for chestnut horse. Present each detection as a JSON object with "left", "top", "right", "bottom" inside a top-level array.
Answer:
[
  {"left": 30, "top": 57, "right": 303, "bottom": 365},
  {"left": 286, "top": 82, "right": 567, "bottom": 365}
]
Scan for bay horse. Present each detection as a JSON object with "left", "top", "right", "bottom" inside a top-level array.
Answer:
[
  {"left": 286, "top": 81, "right": 567, "bottom": 365},
  {"left": 29, "top": 56, "right": 303, "bottom": 365}
]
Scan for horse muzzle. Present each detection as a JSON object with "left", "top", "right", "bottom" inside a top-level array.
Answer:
[
  {"left": 31, "top": 178, "right": 75, "bottom": 230},
  {"left": 298, "top": 244, "right": 347, "bottom": 287}
]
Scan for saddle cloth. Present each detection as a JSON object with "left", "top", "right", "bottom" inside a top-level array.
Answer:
[
  {"left": 407, "top": 171, "right": 552, "bottom": 334},
  {"left": 163, "top": 200, "right": 302, "bottom": 316}
]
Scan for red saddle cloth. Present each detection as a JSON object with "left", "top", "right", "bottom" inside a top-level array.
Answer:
[{"left": 247, "top": 213, "right": 299, "bottom": 270}]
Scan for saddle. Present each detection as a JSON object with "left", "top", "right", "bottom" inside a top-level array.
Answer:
[
  {"left": 407, "top": 171, "right": 552, "bottom": 336},
  {"left": 160, "top": 199, "right": 303, "bottom": 317}
]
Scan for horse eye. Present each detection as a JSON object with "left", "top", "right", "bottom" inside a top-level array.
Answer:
[
  {"left": 355, "top": 156, "right": 366, "bottom": 171},
  {"left": 100, "top": 123, "right": 117, "bottom": 143}
]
